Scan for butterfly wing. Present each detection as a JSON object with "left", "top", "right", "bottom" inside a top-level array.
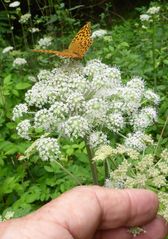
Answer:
[
  {"left": 32, "top": 49, "right": 79, "bottom": 58},
  {"left": 32, "top": 22, "right": 92, "bottom": 59},
  {"left": 68, "top": 22, "right": 92, "bottom": 58}
]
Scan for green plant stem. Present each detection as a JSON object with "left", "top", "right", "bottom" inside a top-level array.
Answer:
[
  {"left": 35, "top": 0, "right": 45, "bottom": 16},
  {"left": 27, "top": 0, "right": 35, "bottom": 45},
  {"left": 0, "top": 86, "right": 7, "bottom": 114},
  {"left": 84, "top": 138, "right": 99, "bottom": 185},
  {"left": 48, "top": 0, "right": 53, "bottom": 15},
  {"left": 1, "top": 0, "right": 16, "bottom": 48},
  {"left": 21, "top": 24, "right": 28, "bottom": 49},
  {"left": 54, "top": 160, "right": 82, "bottom": 185},
  {"left": 104, "top": 159, "right": 111, "bottom": 179},
  {"left": 154, "top": 115, "right": 168, "bottom": 156},
  {"left": 152, "top": 20, "right": 157, "bottom": 91}
]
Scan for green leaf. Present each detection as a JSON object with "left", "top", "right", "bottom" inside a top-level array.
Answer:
[
  {"left": 4, "top": 74, "right": 12, "bottom": 85},
  {"left": 15, "top": 82, "right": 31, "bottom": 90},
  {"left": 44, "top": 165, "right": 54, "bottom": 172}
]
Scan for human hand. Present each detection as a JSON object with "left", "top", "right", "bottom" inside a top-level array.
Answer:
[{"left": 0, "top": 186, "right": 167, "bottom": 239}]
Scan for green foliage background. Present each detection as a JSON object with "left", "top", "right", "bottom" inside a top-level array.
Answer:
[{"left": 0, "top": 0, "right": 168, "bottom": 223}]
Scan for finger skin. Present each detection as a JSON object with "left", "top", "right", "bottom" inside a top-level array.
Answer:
[
  {"left": 94, "top": 216, "right": 168, "bottom": 239},
  {"left": 0, "top": 186, "right": 167, "bottom": 239}
]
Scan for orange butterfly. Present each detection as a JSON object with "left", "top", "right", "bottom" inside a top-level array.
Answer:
[{"left": 32, "top": 22, "right": 92, "bottom": 59}]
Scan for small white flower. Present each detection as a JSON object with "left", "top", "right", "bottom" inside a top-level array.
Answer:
[
  {"left": 126, "top": 77, "right": 145, "bottom": 92},
  {"left": 28, "top": 75, "right": 37, "bottom": 82},
  {"left": 89, "top": 131, "right": 109, "bottom": 149},
  {"left": 34, "top": 109, "right": 54, "bottom": 131},
  {"left": 19, "top": 13, "right": 31, "bottom": 24},
  {"left": 2, "top": 46, "right": 14, "bottom": 54},
  {"left": 59, "top": 116, "right": 90, "bottom": 140},
  {"left": 29, "top": 28, "right": 40, "bottom": 33},
  {"left": 66, "top": 92, "right": 85, "bottom": 113},
  {"left": 9, "top": 1, "right": 20, "bottom": 7},
  {"left": 106, "top": 112, "right": 125, "bottom": 132},
  {"left": 49, "top": 102, "right": 69, "bottom": 122},
  {"left": 144, "top": 89, "right": 160, "bottom": 105},
  {"left": 25, "top": 82, "right": 58, "bottom": 108},
  {"left": 37, "top": 69, "right": 52, "bottom": 81},
  {"left": 85, "top": 98, "right": 108, "bottom": 124},
  {"left": 13, "top": 57, "right": 27, "bottom": 67},
  {"left": 142, "top": 107, "right": 157, "bottom": 120},
  {"left": 140, "top": 14, "right": 151, "bottom": 21},
  {"left": 132, "top": 107, "right": 157, "bottom": 131},
  {"left": 84, "top": 59, "right": 109, "bottom": 78},
  {"left": 35, "top": 137, "right": 60, "bottom": 161},
  {"left": 104, "top": 178, "right": 112, "bottom": 188},
  {"left": 147, "top": 6, "right": 160, "bottom": 15},
  {"left": 142, "top": 25, "right": 148, "bottom": 29},
  {"left": 120, "top": 87, "right": 142, "bottom": 113},
  {"left": 12, "top": 103, "right": 28, "bottom": 121},
  {"left": 92, "top": 29, "right": 107, "bottom": 39},
  {"left": 16, "top": 119, "right": 31, "bottom": 140},
  {"left": 38, "top": 36, "right": 52, "bottom": 48},
  {"left": 124, "top": 131, "right": 152, "bottom": 151}
]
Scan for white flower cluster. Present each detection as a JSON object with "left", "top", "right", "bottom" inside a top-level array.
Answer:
[
  {"left": 140, "top": 14, "right": 151, "bottom": 22},
  {"left": 60, "top": 116, "right": 90, "bottom": 139},
  {"left": 92, "top": 29, "right": 107, "bottom": 39},
  {"left": 147, "top": 6, "right": 160, "bottom": 15},
  {"left": 140, "top": 6, "right": 160, "bottom": 23},
  {"left": 16, "top": 119, "right": 31, "bottom": 140},
  {"left": 13, "top": 57, "right": 27, "bottom": 67},
  {"left": 144, "top": 89, "right": 160, "bottom": 104},
  {"left": 19, "top": 13, "right": 31, "bottom": 24},
  {"left": 29, "top": 28, "right": 40, "bottom": 33},
  {"left": 105, "top": 149, "right": 168, "bottom": 220},
  {"left": 131, "top": 106, "right": 157, "bottom": 131},
  {"left": 13, "top": 59, "right": 159, "bottom": 153},
  {"left": 89, "top": 131, "right": 109, "bottom": 149},
  {"left": 124, "top": 131, "right": 154, "bottom": 151},
  {"left": 12, "top": 103, "right": 28, "bottom": 121},
  {"left": 106, "top": 112, "right": 125, "bottom": 132},
  {"left": 35, "top": 137, "right": 60, "bottom": 161},
  {"left": 37, "top": 36, "right": 52, "bottom": 48},
  {"left": 2, "top": 46, "right": 14, "bottom": 54},
  {"left": 9, "top": 1, "right": 20, "bottom": 7}
]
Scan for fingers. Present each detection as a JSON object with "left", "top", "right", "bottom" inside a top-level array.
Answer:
[
  {"left": 91, "top": 186, "right": 159, "bottom": 228},
  {"left": 36, "top": 185, "right": 161, "bottom": 239},
  {"left": 137, "top": 216, "right": 168, "bottom": 239},
  {"left": 94, "top": 216, "right": 168, "bottom": 239}
]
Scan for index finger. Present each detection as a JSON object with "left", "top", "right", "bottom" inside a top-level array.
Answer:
[{"left": 93, "top": 187, "right": 159, "bottom": 229}]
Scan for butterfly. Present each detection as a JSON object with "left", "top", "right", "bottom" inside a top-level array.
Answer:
[{"left": 32, "top": 22, "right": 92, "bottom": 59}]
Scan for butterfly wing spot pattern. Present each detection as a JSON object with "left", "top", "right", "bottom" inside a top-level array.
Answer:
[{"left": 32, "top": 22, "right": 92, "bottom": 59}]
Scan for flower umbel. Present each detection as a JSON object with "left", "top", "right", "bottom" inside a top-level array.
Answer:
[
  {"left": 35, "top": 137, "right": 60, "bottom": 161},
  {"left": 2, "top": 46, "right": 14, "bottom": 54},
  {"left": 13, "top": 58, "right": 27, "bottom": 67},
  {"left": 13, "top": 59, "right": 159, "bottom": 160}
]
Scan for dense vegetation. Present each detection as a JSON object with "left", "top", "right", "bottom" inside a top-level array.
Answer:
[{"left": 0, "top": 1, "right": 168, "bottom": 235}]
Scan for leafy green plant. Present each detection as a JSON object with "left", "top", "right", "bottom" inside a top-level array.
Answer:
[{"left": 0, "top": 4, "right": 168, "bottom": 238}]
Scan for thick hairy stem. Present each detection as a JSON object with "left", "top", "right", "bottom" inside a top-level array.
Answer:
[{"left": 84, "top": 138, "right": 99, "bottom": 185}]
